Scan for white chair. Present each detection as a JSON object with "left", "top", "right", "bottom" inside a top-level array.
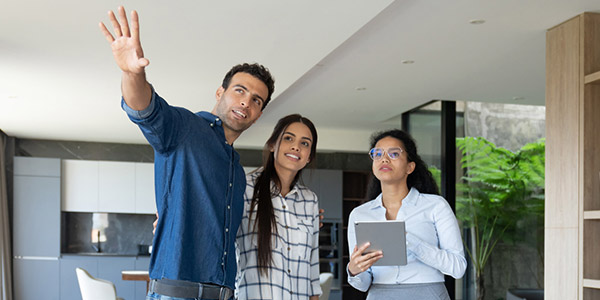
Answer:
[
  {"left": 76, "top": 267, "right": 123, "bottom": 300},
  {"left": 319, "top": 272, "right": 334, "bottom": 300}
]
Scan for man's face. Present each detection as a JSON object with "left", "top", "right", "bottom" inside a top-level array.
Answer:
[{"left": 213, "top": 72, "right": 268, "bottom": 134}]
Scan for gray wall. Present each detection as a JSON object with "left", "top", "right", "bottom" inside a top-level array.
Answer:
[{"left": 14, "top": 138, "right": 372, "bottom": 171}]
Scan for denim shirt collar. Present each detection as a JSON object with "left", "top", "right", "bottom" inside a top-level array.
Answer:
[{"left": 198, "top": 111, "right": 223, "bottom": 127}]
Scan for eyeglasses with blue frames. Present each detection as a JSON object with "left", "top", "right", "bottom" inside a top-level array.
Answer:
[{"left": 368, "top": 147, "right": 405, "bottom": 160}]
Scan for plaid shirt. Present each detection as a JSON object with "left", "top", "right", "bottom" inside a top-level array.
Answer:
[{"left": 236, "top": 170, "right": 322, "bottom": 300}]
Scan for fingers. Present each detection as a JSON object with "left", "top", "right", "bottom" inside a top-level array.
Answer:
[
  {"left": 349, "top": 243, "right": 383, "bottom": 276},
  {"left": 108, "top": 10, "right": 122, "bottom": 37},
  {"left": 98, "top": 22, "right": 115, "bottom": 43},
  {"left": 353, "top": 252, "right": 383, "bottom": 274},
  {"left": 138, "top": 58, "right": 150, "bottom": 68},
  {"left": 152, "top": 212, "right": 159, "bottom": 235},
  {"left": 351, "top": 243, "right": 382, "bottom": 267},
  {"left": 118, "top": 6, "right": 131, "bottom": 38},
  {"left": 318, "top": 209, "right": 324, "bottom": 228},
  {"left": 130, "top": 10, "right": 140, "bottom": 42},
  {"left": 356, "top": 242, "right": 371, "bottom": 255}
]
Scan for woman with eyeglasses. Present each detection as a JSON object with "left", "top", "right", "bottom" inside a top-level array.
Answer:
[{"left": 346, "top": 129, "right": 466, "bottom": 300}]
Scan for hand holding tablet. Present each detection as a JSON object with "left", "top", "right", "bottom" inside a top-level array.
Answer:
[{"left": 354, "top": 220, "right": 407, "bottom": 267}]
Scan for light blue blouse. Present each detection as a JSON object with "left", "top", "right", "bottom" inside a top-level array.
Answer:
[{"left": 347, "top": 188, "right": 467, "bottom": 292}]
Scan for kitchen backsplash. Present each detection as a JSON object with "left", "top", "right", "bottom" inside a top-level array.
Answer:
[{"left": 61, "top": 212, "right": 155, "bottom": 255}]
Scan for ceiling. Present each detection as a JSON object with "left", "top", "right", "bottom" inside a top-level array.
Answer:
[{"left": 1, "top": 0, "right": 599, "bottom": 152}]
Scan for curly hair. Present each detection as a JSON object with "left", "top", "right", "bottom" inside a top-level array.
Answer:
[{"left": 366, "top": 129, "right": 439, "bottom": 200}]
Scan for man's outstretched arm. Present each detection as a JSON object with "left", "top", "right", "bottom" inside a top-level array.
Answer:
[{"left": 99, "top": 6, "right": 151, "bottom": 111}]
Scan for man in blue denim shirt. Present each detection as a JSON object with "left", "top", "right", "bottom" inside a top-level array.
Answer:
[{"left": 100, "top": 7, "right": 275, "bottom": 300}]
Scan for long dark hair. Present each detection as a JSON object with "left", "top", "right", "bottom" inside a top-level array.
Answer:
[
  {"left": 249, "top": 114, "right": 318, "bottom": 274},
  {"left": 366, "top": 129, "right": 439, "bottom": 200}
]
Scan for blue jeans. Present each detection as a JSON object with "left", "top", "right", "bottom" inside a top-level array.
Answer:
[
  {"left": 147, "top": 292, "right": 199, "bottom": 300},
  {"left": 146, "top": 292, "right": 233, "bottom": 300}
]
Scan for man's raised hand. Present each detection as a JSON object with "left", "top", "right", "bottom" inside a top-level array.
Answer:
[{"left": 99, "top": 6, "right": 149, "bottom": 74}]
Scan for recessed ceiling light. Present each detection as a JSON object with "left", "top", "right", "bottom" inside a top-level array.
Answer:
[
  {"left": 401, "top": 60, "right": 414, "bottom": 64},
  {"left": 512, "top": 96, "right": 525, "bottom": 101},
  {"left": 356, "top": 87, "right": 367, "bottom": 91},
  {"left": 7, "top": 95, "right": 18, "bottom": 100},
  {"left": 469, "top": 19, "right": 486, "bottom": 25}
]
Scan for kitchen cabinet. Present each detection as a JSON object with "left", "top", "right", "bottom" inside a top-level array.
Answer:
[
  {"left": 13, "top": 157, "right": 61, "bottom": 300},
  {"left": 59, "top": 255, "right": 139, "bottom": 300},
  {"left": 14, "top": 156, "right": 60, "bottom": 177},
  {"left": 97, "top": 256, "right": 136, "bottom": 300},
  {"left": 62, "top": 160, "right": 99, "bottom": 212},
  {"left": 13, "top": 258, "right": 59, "bottom": 300},
  {"left": 135, "top": 163, "right": 156, "bottom": 214},
  {"left": 59, "top": 256, "right": 98, "bottom": 300},
  {"left": 98, "top": 161, "right": 136, "bottom": 213},
  {"left": 13, "top": 175, "right": 61, "bottom": 257},
  {"left": 62, "top": 160, "right": 155, "bottom": 214},
  {"left": 135, "top": 256, "right": 152, "bottom": 298}
]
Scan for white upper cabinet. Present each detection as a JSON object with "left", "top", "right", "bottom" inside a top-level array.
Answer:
[
  {"left": 62, "top": 160, "right": 99, "bottom": 212},
  {"left": 98, "top": 161, "right": 136, "bottom": 213},
  {"left": 62, "top": 160, "right": 155, "bottom": 214},
  {"left": 135, "top": 162, "right": 156, "bottom": 214}
]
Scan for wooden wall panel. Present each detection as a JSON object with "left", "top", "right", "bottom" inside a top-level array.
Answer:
[
  {"left": 545, "top": 227, "right": 579, "bottom": 300},
  {"left": 546, "top": 12, "right": 600, "bottom": 300},
  {"left": 545, "top": 16, "right": 581, "bottom": 228},
  {"left": 582, "top": 83, "right": 600, "bottom": 211},
  {"left": 583, "top": 13, "right": 600, "bottom": 75}
]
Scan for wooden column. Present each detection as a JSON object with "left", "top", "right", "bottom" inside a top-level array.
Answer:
[{"left": 545, "top": 12, "right": 600, "bottom": 300}]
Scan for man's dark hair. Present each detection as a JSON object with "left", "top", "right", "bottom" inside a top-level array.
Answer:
[{"left": 221, "top": 63, "right": 275, "bottom": 111}]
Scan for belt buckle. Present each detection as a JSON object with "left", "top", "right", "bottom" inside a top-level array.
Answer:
[
  {"left": 197, "top": 284, "right": 204, "bottom": 298},
  {"left": 219, "top": 287, "right": 231, "bottom": 300}
]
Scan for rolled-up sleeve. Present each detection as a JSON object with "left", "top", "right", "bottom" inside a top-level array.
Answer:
[{"left": 121, "top": 85, "right": 157, "bottom": 120}]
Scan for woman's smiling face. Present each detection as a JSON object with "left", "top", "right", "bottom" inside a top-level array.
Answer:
[{"left": 272, "top": 122, "right": 313, "bottom": 173}]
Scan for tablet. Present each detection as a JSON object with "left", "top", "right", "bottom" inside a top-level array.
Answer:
[{"left": 354, "top": 220, "right": 407, "bottom": 266}]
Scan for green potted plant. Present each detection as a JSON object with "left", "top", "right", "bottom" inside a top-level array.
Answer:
[{"left": 454, "top": 137, "right": 545, "bottom": 300}]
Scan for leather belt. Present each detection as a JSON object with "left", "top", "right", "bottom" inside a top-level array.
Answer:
[{"left": 149, "top": 279, "right": 233, "bottom": 300}]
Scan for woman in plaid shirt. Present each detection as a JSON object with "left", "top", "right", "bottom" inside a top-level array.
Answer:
[
  {"left": 153, "top": 114, "right": 321, "bottom": 299},
  {"left": 236, "top": 114, "right": 321, "bottom": 300}
]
